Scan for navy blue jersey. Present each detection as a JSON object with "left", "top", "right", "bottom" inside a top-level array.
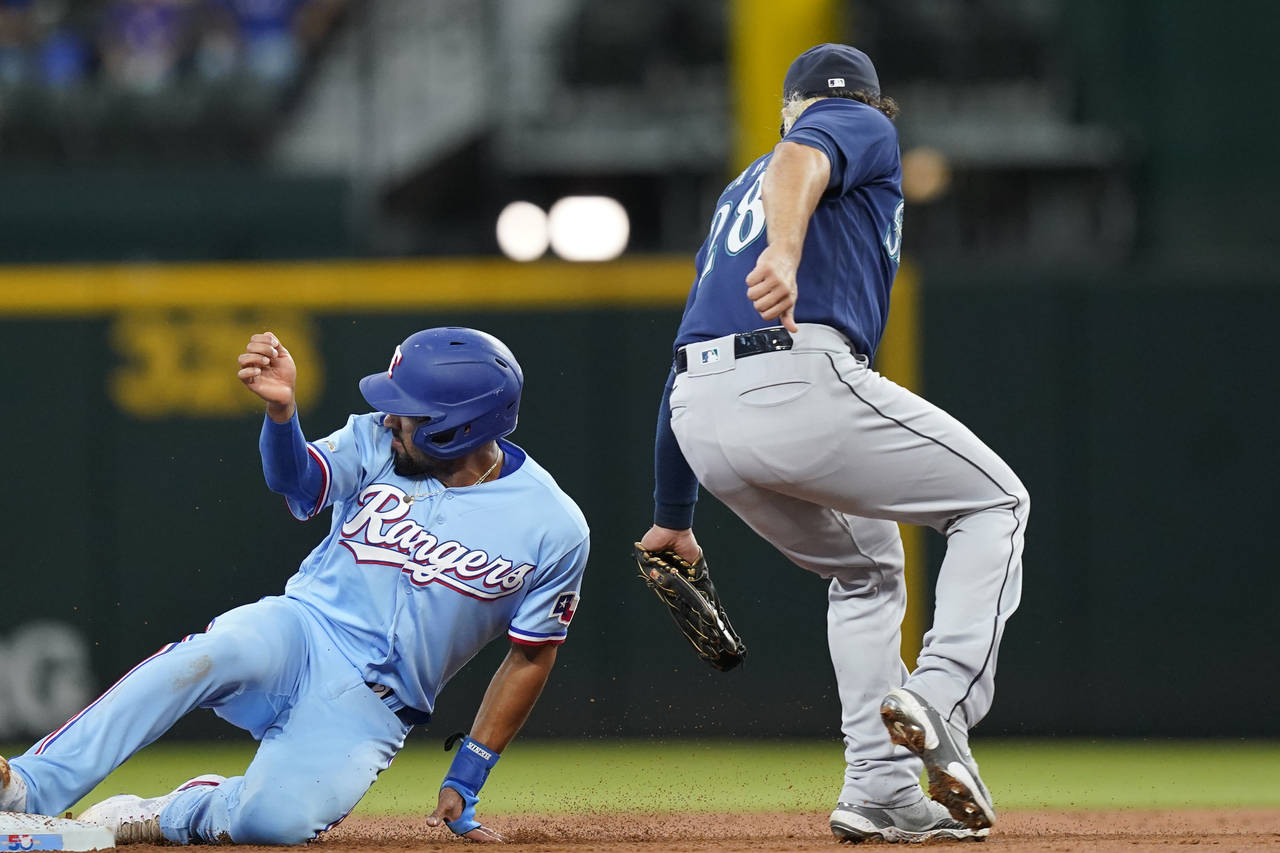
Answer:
[{"left": 674, "top": 99, "right": 904, "bottom": 357}]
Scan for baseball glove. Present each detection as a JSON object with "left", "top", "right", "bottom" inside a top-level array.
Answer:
[{"left": 633, "top": 544, "right": 746, "bottom": 671}]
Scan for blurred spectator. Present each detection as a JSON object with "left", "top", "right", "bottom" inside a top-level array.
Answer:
[
  {"left": 98, "top": 0, "right": 197, "bottom": 93},
  {"left": 3, "top": 0, "right": 344, "bottom": 94},
  {"left": 0, "top": 0, "right": 346, "bottom": 161},
  {"left": 199, "top": 0, "right": 343, "bottom": 86},
  {"left": 0, "top": 0, "right": 35, "bottom": 87},
  {"left": 37, "top": 25, "right": 89, "bottom": 89}
]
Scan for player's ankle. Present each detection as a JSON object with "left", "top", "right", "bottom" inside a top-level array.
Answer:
[{"left": 0, "top": 757, "right": 30, "bottom": 813}]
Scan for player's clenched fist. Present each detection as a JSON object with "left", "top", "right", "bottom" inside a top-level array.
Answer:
[
  {"left": 237, "top": 332, "right": 298, "bottom": 422},
  {"left": 744, "top": 244, "right": 800, "bottom": 332}
]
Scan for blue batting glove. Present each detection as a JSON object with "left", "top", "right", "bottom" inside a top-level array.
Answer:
[{"left": 441, "top": 782, "right": 482, "bottom": 835}]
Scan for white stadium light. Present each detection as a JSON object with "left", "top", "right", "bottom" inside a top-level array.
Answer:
[
  {"left": 547, "top": 196, "right": 630, "bottom": 261},
  {"left": 495, "top": 201, "right": 550, "bottom": 262}
]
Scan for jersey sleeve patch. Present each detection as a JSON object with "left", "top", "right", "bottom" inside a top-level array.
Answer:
[{"left": 548, "top": 592, "right": 579, "bottom": 626}]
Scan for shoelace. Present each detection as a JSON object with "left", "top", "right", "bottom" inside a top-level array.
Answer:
[{"left": 116, "top": 815, "right": 161, "bottom": 844}]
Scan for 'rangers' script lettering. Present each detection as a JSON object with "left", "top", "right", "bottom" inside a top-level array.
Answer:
[{"left": 340, "top": 484, "right": 534, "bottom": 600}]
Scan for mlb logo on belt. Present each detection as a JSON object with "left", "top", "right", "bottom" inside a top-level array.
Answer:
[{"left": 700, "top": 347, "right": 720, "bottom": 365}]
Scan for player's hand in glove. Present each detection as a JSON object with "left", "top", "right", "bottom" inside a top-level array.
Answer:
[
  {"left": 426, "top": 786, "right": 506, "bottom": 843},
  {"left": 237, "top": 331, "right": 298, "bottom": 422},
  {"left": 634, "top": 526, "right": 747, "bottom": 672}
]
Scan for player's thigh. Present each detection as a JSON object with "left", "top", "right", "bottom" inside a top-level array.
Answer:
[
  {"left": 711, "top": 477, "right": 902, "bottom": 582},
  {"left": 230, "top": 678, "right": 409, "bottom": 844},
  {"left": 193, "top": 597, "right": 311, "bottom": 731},
  {"left": 790, "top": 354, "right": 1027, "bottom": 530},
  {"left": 170, "top": 597, "right": 309, "bottom": 705}
]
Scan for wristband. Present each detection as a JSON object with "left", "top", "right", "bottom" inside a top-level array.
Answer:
[{"left": 441, "top": 736, "right": 500, "bottom": 835}]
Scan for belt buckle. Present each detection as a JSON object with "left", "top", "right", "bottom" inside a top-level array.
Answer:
[{"left": 737, "top": 327, "right": 791, "bottom": 356}]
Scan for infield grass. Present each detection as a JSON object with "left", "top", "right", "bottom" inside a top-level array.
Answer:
[{"left": 4, "top": 738, "right": 1278, "bottom": 816}]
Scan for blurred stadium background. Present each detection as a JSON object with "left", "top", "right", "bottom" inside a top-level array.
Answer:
[{"left": 1, "top": 0, "right": 1277, "bottom": 770}]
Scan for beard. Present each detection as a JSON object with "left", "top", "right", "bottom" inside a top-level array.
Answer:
[
  {"left": 393, "top": 442, "right": 460, "bottom": 480},
  {"left": 393, "top": 446, "right": 435, "bottom": 477}
]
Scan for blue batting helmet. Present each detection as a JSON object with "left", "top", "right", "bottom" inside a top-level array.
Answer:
[{"left": 359, "top": 327, "right": 523, "bottom": 460}]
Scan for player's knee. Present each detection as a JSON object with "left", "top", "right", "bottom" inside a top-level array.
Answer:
[
  {"left": 230, "top": 796, "right": 322, "bottom": 845},
  {"left": 1009, "top": 477, "right": 1030, "bottom": 520}
]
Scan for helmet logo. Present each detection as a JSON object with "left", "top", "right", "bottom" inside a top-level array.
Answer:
[
  {"left": 387, "top": 345, "right": 403, "bottom": 378},
  {"left": 827, "top": 77, "right": 845, "bottom": 87}
]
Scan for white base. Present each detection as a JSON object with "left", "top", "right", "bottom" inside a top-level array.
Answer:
[{"left": 0, "top": 812, "right": 115, "bottom": 850}]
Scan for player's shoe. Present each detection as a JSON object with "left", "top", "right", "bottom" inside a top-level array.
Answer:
[
  {"left": 79, "top": 774, "right": 225, "bottom": 844},
  {"left": 1, "top": 755, "right": 30, "bottom": 812},
  {"left": 830, "top": 797, "right": 987, "bottom": 843},
  {"left": 880, "top": 687, "right": 996, "bottom": 830}
]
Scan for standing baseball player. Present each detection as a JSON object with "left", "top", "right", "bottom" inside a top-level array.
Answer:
[
  {"left": 634, "top": 44, "right": 1029, "bottom": 843},
  {"left": 0, "top": 326, "right": 589, "bottom": 844}
]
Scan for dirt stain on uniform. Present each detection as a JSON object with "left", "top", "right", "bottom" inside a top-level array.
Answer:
[{"left": 174, "top": 655, "right": 213, "bottom": 689}]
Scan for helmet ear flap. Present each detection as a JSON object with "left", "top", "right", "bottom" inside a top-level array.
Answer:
[
  {"left": 412, "top": 420, "right": 433, "bottom": 454},
  {"left": 412, "top": 419, "right": 446, "bottom": 455},
  {"left": 412, "top": 420, "right": 472, "bottom": 456}
]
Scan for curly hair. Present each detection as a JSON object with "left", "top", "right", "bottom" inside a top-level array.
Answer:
[{"left": 781, "top": 90, "right": 900, "bottom": 135}]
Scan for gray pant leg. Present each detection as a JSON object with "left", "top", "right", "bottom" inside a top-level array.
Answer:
[
  {"left": 671, "top": 324, "right": 1028, "bottom": 790},
  {"left": 671, "top": 393, "right": 923, "bottom": 806},
  {"left": 800, "top": 347, "right": 1029, "bottom": 731},
  {"left": 825, "top": 515, "right": 928, "bottom": 807}
]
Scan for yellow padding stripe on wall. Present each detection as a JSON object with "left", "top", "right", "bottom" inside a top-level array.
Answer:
[{"left": 0, "top": 257, "right": 696, "bottom": 315}]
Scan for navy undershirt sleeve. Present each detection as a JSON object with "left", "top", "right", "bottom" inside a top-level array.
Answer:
[
  {"left": 653, "top": 369, "right": 699, "bottom": 529},
  {"left": 259, "top": 412, "right": 324, "bottom": 505}
]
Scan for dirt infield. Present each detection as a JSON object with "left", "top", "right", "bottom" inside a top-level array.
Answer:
[{"left": 115, "top": 807, "right": 1280, "bottom": 851}]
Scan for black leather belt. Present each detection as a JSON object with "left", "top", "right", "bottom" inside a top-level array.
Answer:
[
  {"left": 395, "top": 705, "right": 429, "bottom": 726},
  {"left": 369, "top": 682, "right": 431, "bottom": 726},
  {"left": 675, "top": 328, "right": 793, "bottom": 374}
]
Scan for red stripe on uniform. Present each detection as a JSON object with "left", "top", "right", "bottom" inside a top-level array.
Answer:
[
  {"left": 508, "top": 634, "right": 567, "bottom": 647},
  {"left": 35, "top": 642, "right": 179, "bottom": 754},
  {"left": 306, "top": 444, "right": 331, "bottom": 517}
]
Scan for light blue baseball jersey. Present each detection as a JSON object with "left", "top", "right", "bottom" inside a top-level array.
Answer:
[{"left": 282, "top": 412, "right": 589, "bottom": 715}]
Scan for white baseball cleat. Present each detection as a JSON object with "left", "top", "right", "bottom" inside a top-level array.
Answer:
[
  {"left": 0, "top": 755, "right": 29, "bottom": 813},
  {"left": 79, "top": 774, "right": 225, "bottom": 844},
  {"left": 880, "top": 688, "right": 996, "bottom": 831},
  {"left": 830, "top": 796, "right": 988, "bottom": 843}
]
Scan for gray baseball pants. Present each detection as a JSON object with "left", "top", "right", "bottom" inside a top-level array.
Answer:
[{"left": 670, "top": 323, "right": 1028, "bottom": 808}]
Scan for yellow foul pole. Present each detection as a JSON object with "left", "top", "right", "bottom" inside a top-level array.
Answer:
[
  {"left": 730, "top": 0, "right": 838, "bottom": 173},
  {"left": 874, "top": 263, "right": 927, "bottom": 668}
]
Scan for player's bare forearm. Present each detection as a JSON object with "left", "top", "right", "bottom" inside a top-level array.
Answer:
[
  {"left": 237, "top": 332, "right": 298, "bottom": 423},
  {"left": 761, "top": 141, "right": 830, "bottom": 251},
  {"left": 746, "top": 141, "right": 832, "bottom": 331},
  {"left": 468, "top": 643, "right": 558, "bottom": 752}
]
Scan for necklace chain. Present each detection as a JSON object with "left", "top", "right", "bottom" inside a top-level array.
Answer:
[{"left": 405, "top": 451, "right": 502, "bottom": 504}]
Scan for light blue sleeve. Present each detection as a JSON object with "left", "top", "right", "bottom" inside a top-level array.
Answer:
[
  {"left": 284, "top": 413, "right": 382, "bottom": 520},
  {"left": 507, "top": 535, "right": 590, "bottom": 645}
]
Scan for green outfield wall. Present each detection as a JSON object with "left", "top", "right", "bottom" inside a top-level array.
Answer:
[{"left": 0, "top": 258, "right": 1274, "bottom": 743}]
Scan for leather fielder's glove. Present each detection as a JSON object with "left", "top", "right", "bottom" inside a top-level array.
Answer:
[{"left": 633, "top": 544, "right": 746, "bottom": 671}]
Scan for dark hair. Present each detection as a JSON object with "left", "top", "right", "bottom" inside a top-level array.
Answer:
[{"left": 830, "top": 88, "right": 900, "bottom": 120}]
